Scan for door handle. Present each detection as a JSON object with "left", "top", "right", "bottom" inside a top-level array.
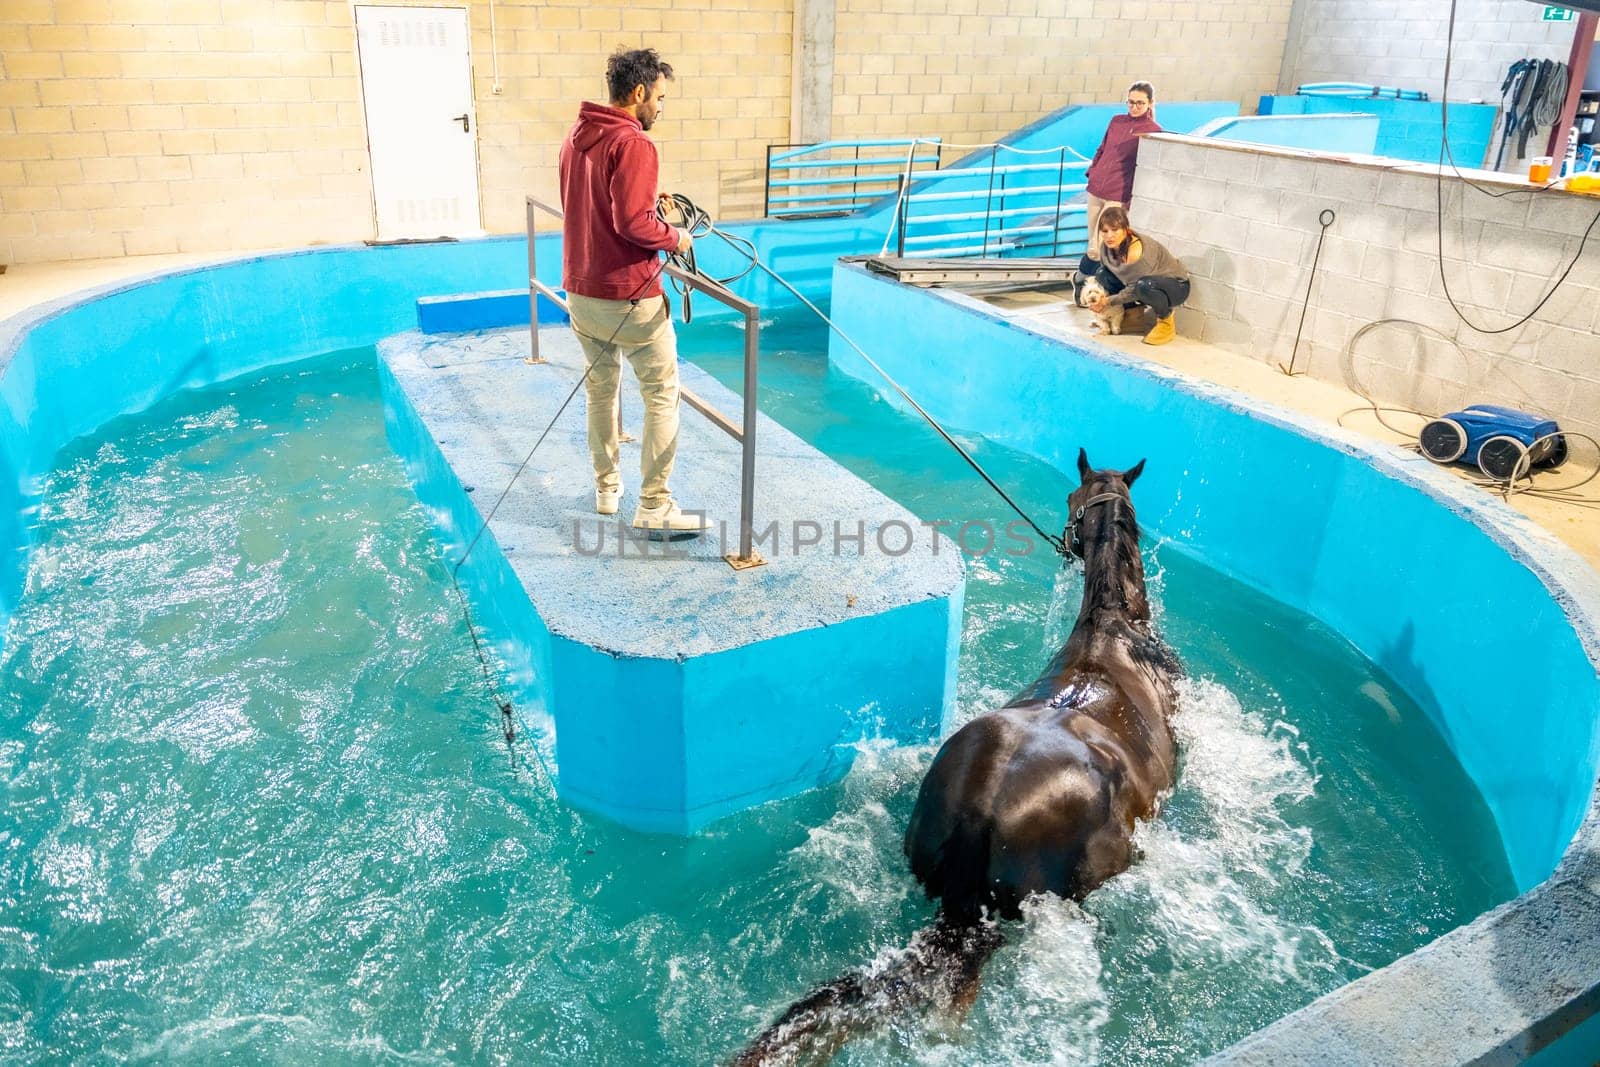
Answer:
[{"left": 453, "top": 113, "right": 470, "bottom": 133}]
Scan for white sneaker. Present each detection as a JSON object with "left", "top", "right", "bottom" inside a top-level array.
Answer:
[
  {"left": 596, "top": 487, "right": 621, "bottom": 515},
  {"left": 630, "top": 499, "right": 709, "bottom": 538}
]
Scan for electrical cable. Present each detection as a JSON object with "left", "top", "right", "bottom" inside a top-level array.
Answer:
[
  {"left": 1279, "top": 209, "right": 1336, "bottom": 376},
  {"left": 1435, "top": 0, "right": 1600, "bottom": 334},
  {"left": 1321, "top": 0, "right": 1600, "bottom": 511},
  {"left": 1335, "top": 318, "right": 1600, "bottom": 502}
]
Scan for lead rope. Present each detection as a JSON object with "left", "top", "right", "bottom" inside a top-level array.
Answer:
[
  {"left": 446, "top": 249, "right": 671, "bottom": 780},
  {"left": 453, "top": 191, "right": 1070, "bottom": 777},
  {"left": 680, "top": 197, "right": 1069, "bottom": 557},
  {"left": 754, "top": 253, "right": 1069, "bottom": 557}
]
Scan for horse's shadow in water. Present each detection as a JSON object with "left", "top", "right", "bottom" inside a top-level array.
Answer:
[{"left": 735, "top": 450, "right": 1185, "bottom": 1066}]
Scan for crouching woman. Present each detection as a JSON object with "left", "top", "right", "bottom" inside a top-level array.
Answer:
[{"left": 1085, "top": 205, "right": 1190, "bottom": 346}]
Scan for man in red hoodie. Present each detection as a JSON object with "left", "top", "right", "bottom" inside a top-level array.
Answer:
[{"left": 559, "top": 47, "right": 704, "bottom": 535}]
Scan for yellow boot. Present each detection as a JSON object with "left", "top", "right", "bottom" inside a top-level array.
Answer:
[{"left": 1144, "top": 313, "right": 1175, "bottom": 346}]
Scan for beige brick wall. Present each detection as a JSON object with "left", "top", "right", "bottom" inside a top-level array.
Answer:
[
  {"left": 475, "top": 0, "right": 793, "bottom": 238},
  {"left": 0, "top": 0, "right": 793, "bottom": 266},
  {"left": 1, "top": 0, "right": 1295, "bottom": 267},
  {"left": 829, "top": 0, "right": 1292, "bottom": 145},
  {"left": 3, "top": 1, "right": 374, "bottom": 262}
]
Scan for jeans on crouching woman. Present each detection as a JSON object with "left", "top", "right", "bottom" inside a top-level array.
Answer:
[{"left": 1090, "top": 266, "right": 1190, "bottom": 317}]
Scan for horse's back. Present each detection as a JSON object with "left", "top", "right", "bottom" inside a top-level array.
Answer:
[{"left": 905, "top": 707, "right": 1125, "bottom": 917}]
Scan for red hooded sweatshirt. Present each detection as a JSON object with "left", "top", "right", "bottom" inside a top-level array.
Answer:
[
  {"left": 558, "top": 102, "right": 680, "bottom": 301},
  {"left": 1085, "top": 111, "right": 1163, "bottom": 205}
]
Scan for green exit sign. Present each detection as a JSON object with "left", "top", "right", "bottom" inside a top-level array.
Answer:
[{"left": 1543, "top": 5, "right": 1575, "bottom": 19}]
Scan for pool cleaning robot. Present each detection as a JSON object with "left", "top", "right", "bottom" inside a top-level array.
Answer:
[{"left": 1418, "top": 404, "right": 1567, "bottom": 482}]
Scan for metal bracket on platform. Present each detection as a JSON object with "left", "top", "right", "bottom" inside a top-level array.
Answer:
[
  {"left": 724, "top": 550, "right": 767, "bottom": 571},
  {"left": 863, "top": 256, "right": 1080, "bottom": 289},
  {"left": 523, "top": 275, "right": 563, "bottom": 365}
]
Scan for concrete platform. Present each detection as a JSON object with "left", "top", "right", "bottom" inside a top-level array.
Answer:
[{"left": 377, "top": 323, "right": 964, "bottom": 833}]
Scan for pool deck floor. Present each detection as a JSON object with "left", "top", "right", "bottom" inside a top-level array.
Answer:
[
  {"left": 975, "top": 284, "right": 1600, "bottom": 572},
  {"left": 5, "top": 250, "right": 1598, "bottom": 573}
]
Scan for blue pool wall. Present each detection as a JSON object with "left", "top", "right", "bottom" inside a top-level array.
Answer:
[
  {"left": 1195, "top": 113, "right": 1380, "bottom": 154},
  {"left": 1258, "top": 94, "right": 1499, "bottom": 166},
  {"left": 826, "top": 261, "right": 1600, "bottom": 894}
]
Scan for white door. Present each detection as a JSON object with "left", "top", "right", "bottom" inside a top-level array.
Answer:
[{"left": 355, "top": 5, "right": 483, "bottom": 241}]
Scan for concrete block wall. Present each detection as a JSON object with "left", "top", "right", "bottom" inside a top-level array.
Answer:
[
  {"left": 1, "top": 0, "right": 1304, "bottom": 267},
  {"left": 1131, "top": 134, "right": 1600, "bottom": 447},
  {"left": 1278, "top": 0, "right": 1575, "bottom": 114},
  {"left": 0, "top": 0, "right": 794, "bottom": 265},
  {"left": 829, "top": 0, "right": 1293, "bottom": 145}
]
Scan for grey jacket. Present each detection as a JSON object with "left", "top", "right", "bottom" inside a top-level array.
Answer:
[{"left": 1102, "top": 235, "right": 1190, "bottom": 306}]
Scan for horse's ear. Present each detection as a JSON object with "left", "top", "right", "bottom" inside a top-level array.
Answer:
[
  {"left": 1122, "top": 458, "right": 1146, "bottom": 487},
  {"left": 1077, "top": 447, "right": 1092, "bottom": 480}
]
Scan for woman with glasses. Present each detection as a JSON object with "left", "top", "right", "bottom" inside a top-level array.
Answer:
[{"left": 1078, "top": 82, "right": 1161, "bottom": 269}]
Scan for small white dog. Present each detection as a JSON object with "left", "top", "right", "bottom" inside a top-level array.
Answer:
[{"left": 1077, "top": 275, "right": 1125, "bottom": 336}]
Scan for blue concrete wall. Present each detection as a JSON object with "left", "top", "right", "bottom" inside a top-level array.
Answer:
[
  {"left": 1196, "top": 114, "right": 1380, "bottom": 154},
  {"left": 1259, "top": 94, "right": 1499, "bottom": 167},
  {"left": 826, "top": 261, "right": 1600, "bottom": 893}
]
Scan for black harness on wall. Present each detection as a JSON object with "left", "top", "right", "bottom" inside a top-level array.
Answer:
[{"left": 1496, "top": 58, "right": 1570, "bottom": 169}]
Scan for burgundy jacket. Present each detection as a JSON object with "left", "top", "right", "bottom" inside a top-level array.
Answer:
[
  {"left": 1085, "top": 112, "right": 1163, "bottom": 205},
  {"left": 558, "top": 102, "right": 679, "bottom": 301}
]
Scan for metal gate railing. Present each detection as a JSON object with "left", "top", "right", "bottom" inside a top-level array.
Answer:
[
  {"left": 764, "top": 138, "right": 942, "bottom": 217},
  {"left": 894, "top": 153, "right": 1090, "bottom": 260},
  {"left": 525, "top": 196, "right": 765, "bottom": 569}
]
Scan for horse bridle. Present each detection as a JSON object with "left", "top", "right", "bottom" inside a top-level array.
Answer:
[{"left": 1065, "top": 491, "right": 1127, "bottom": 558}]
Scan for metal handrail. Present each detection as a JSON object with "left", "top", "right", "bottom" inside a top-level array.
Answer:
[
  {"left": 891, "top": 143, "right": 1093, "bottom": 260},
  {"left": 763, "top": 138, "right": 941, "bottom": 217},
  {"left": 525, "top": 195, "right": 764, "bottom": 568}
]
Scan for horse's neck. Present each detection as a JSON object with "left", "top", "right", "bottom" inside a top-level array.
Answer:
[
  {"left": 1076, "top": 533, "right": 1151, "bottom": 627},
  {"left": 1022, "top": 538, "right": 1150, "bottom": 699}
]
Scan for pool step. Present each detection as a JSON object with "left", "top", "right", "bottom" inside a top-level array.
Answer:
[{"left": 416, "top": 288, "right": 570, "bottom": 334}]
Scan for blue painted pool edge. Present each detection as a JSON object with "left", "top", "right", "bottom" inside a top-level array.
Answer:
[{"left": 827, "top": 260, "right": 1600, "bottom": 1064}]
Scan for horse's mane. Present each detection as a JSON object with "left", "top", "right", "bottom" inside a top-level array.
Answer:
[{"left": 1081, "top": 496, "right": 1145, "bottom": 616}]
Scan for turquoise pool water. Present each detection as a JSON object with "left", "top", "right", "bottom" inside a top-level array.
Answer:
[{"left": 0, "top": 309, "right": 1514, "bottom": 1065}]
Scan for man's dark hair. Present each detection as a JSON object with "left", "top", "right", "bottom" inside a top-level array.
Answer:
[{"left": 607, "top": 48, "right": 674, "bottom": 104}]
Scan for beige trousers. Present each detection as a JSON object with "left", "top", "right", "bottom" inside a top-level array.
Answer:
[
  {"left": 567, "top": 292, "right": 680, "bottom": 509},
  {"left": 1084, "top": 193, "right": 1122, "bottom": 260}
]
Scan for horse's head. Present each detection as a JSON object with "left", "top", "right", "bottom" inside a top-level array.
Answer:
[{"left": 1064, "top": 448, "right": 1145, "bottom": 560}]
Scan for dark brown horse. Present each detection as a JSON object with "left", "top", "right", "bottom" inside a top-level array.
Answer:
[{"left": 735, "top": 450, "right": 1183, "bottom": 1066}]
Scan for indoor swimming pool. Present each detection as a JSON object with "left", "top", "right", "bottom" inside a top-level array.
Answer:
[{"left": 0, "top": 306, "right": 1516, "bottom": 1064}]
